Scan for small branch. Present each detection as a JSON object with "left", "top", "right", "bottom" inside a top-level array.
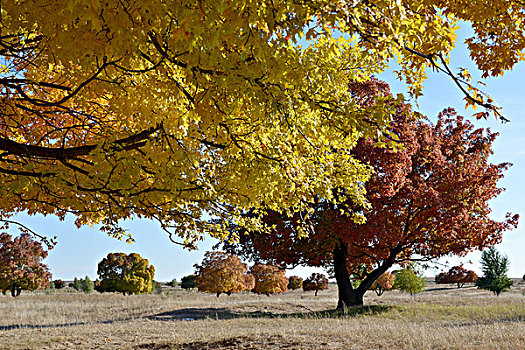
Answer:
[
  {"left": 0, "top": 219, "right": 56, "bottom": 249},
  {"left": 403, "top": 45, "right": 507, "bottom": 122}
]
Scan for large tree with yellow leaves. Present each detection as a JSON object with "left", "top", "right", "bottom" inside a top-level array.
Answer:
[
  {"left": 96, "top": 252, "right": 155, "bottom": 295},
  {"left": 1, "top": 1, "right": 524, "bottom": 244}
]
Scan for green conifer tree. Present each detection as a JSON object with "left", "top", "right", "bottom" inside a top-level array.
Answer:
[
  {"left": 73, "top": 277, "right": 81, "bottom": 291},
  {"left": 80, "top": 276, "right": 94, "bottom": 294},
  {"left": 475, "top": 247, "right": 513, "bottom": 296}
]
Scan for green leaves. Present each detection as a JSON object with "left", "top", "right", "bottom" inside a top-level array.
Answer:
[
  {"left": 393, "top": 268, "right": 427, "bottom": 296},
  {"left": 475, "top": 247, "right": 513, "bottom": 296}
]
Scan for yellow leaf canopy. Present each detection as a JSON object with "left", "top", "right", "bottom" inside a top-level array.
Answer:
[{"left": 0, "top": 0, "right": 523, "bottom": 244}]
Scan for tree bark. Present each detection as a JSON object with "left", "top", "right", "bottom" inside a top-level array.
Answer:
[
  {"left": 333, "top": 242, "right": 401, "bottom": 309},
  {"left": 333, "top": 241, "right": 364, "bottom": 308},
  {"left": 10, "top": 284, "right": 21, "bottom": 297}
]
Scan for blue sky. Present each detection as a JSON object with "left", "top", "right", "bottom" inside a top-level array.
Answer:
[
  {"left": 381, "top": 26, "right": 525, "bottom": 278},
  {"left": 8, "top": 26, "right": 525, "bottom": 282}
]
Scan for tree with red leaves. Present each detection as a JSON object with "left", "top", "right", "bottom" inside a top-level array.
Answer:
[
  {"left": 0, "top": 233, "right": 51, "bottom": 297},
  {"left": 221, "top": 79, "right": 518, "bottom": 308},
  {"left": 435, "top": 266, "right": 478, "bottom": 288},
  {"left": 303, "top": 273, "right": 329, "bottom": 296}
]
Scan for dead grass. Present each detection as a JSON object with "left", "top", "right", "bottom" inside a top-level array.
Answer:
[{"left": 1, "top": 282, "right": 525, "bottom": 349}]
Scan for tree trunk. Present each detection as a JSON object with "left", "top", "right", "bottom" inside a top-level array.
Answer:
[
  {"left": 10, "top": 284, "right": 21, "bottom": 297},
  {"left": 333, "top": 242, "right": 365, "bottom": 308},
  {"left": 333, "top": 242, "right": 401, "bottom": 309}
]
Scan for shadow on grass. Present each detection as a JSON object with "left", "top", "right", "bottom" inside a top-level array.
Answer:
[
  {"left": 424, "top": 286, "right": 459, "bottom": 292},
  {"left": 0, "top": 315, "right": 139, "bottom": 331},
  {"left": 0, "top": 305, "right": 396, "bottom": 331},
  {"left": 147, "top": 304, "right": 396, "bottom": 322}
]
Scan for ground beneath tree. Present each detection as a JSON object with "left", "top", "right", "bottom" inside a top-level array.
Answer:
[
  {"left": 135, "top": 335, "right": 322, "bottom": 350},
  {"left": 2, "top": 282, "right": 525, "bottom": 349}
]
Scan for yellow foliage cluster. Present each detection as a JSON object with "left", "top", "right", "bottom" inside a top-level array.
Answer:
[
  {"left": 0, "top": 1, "right": 523, "bottom": 243},
  {"left": 97, "top": 252, "right": 155, "bottom": 295},
  {"left": 251, "top": 264, "right": 288, "bottom": 295}
]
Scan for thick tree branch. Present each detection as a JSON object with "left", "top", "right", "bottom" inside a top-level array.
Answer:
[{"left": 0, "top": 124, "right": 161, "bottom": 159}]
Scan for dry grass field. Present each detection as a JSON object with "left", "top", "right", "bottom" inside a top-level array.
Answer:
[{"left": 1, "top": 281, "right": 525, "bottom": 349}]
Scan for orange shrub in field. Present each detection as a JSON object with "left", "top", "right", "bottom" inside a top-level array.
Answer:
[
  {"left": 370, "top": 272, "right": 395, "bottom": 296},
  {"left": 195, "top": 251, "right": 252, "bottom": 297},
  {"left": 251, "top": 264, "right": 288, "bottom": 295},
  {"left": 303, "top": 273, "right": 329, "bottom": 296}
]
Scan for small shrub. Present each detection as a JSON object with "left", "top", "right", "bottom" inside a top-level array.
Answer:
[
  {"left": 180, "top": 275, "right": 197, "bottom": 290},
  {"left": 370, "top": 272, "right": 395, "bottom": 296},
  {"left": 393, "top": 268, "right": 426, "bottom": 295},
  {"left": 168, "top": 278, "right": 178, "bottom": 287},
  {"left": 151, "top": 280, "right": 162, "bottom": 294},
  {"left": 53, "top": 279, "right": 66, "bottom": 289},
  {"left": 81, "top": 276, "right": 94, "bottom": 294},
  {"left": 73, "top": 277, "right": 82, "bottom": 291},
  {"left": 287, "top": 276, "right": 303, "bottom": 290},
  {"left": 303, "top": 273, "right": 329, "bottom": 296}
]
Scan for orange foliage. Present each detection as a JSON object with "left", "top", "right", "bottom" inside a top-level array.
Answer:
[
  {"left": 251, "top": 264, "right": 288, "bottom": 295},
  {"left": 370, "top": 272, "right": 395, "bottom": 296},
  {"left": 222, "top": 80, "right": 518, "bottom": 308},
  {"left": 0, "top": 232, "right": 51, "bottom": 297},
  {"left": 195, "top": 251, "right": 252, "bottom": 297}
]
